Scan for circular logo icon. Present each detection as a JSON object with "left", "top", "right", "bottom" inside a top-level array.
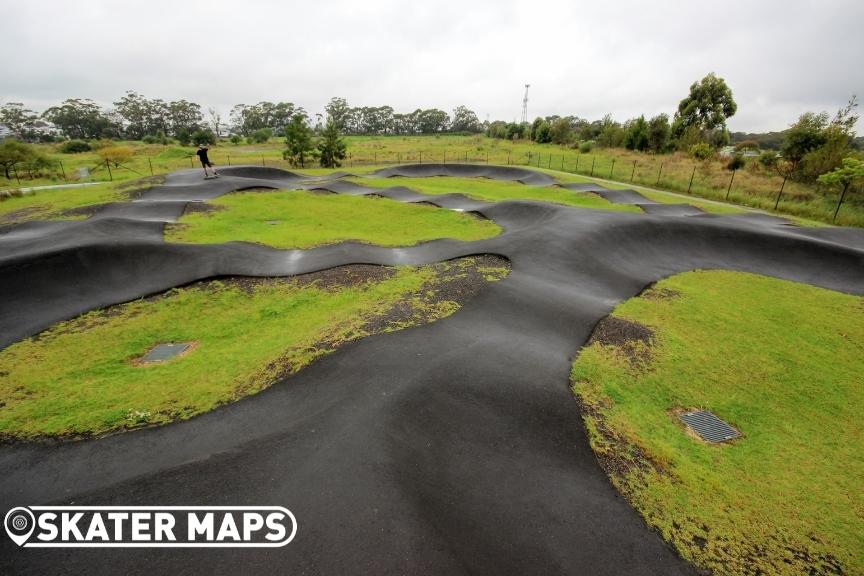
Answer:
[{"left": 4, "top": 507, "right": 35, "bottom": 547}]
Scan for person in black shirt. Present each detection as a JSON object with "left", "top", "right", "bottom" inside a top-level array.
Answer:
[{"left": 195, "top": 144, "right": 219, "bottom": 178}]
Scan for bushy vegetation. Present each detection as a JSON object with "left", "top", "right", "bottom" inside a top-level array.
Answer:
[{"left": 59, "top": 139, "right": 92, "bottom": 153}]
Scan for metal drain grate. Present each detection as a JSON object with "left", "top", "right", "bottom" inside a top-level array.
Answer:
[
  {"left": 679, "top": 410, "right": 740, "bottom": 443},
  {"left": 141, "top": 342, "right": 192, "bottom": 363}
]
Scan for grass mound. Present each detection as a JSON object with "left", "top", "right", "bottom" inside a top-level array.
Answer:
[
  {"left": 166, "top": 189, "right": 501, "bottom": 248},
  {"left": 0, "top": 256, "right": 509, "bottom": 439},
  {"left": 571, "top": 271, "right": 863, "bottom": 576}
]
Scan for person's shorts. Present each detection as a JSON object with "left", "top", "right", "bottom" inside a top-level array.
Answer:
[{"left": 200, "top": 159, "right": 213, "bottom": 167}]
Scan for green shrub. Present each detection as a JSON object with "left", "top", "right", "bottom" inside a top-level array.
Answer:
[
  {"left": 176, "top": 128, "right": 192, "bottom": 146},
  {"left": 727, "top": 154, "right": 746, "bottom": 171},
  {"left": 230, "top": 134, "right": 242, "bottom": 145},
  {"left": 757, "top": 151, "right": 778, "bottom": 168},
  {"left": 192, "top": 129, "right": 216, "bottom": 146},
  {"left": 248, "top": 128, "right": 272, "bottom": 144},
  {"left": 689, "top": 142, "right": 714, "bottom": 160},
  {"left": 579, "top": 141, "right": 594, "bottom": 153},
  {"left": 59, "top": 140, "right": 91, "bottom": 153}
]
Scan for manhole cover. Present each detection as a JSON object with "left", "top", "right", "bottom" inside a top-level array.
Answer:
[
  {"left": 141, "top": 342, "right": 192, "bottom": 363},
  {"left": 679, "top": 410, "right": 740, "bottom": 443}
]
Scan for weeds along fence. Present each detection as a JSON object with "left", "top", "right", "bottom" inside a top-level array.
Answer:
[{"left": 2, "top": 147, "right": 861, "bottom": 226}]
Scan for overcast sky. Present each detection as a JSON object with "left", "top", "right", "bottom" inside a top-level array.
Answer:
[{"left": 3, "top": 0, "right": 862, "bottom": 134}]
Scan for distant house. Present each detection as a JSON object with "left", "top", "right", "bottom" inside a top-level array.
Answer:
[
  {"left": 31, "top": 120, "right": 61, "bottom": 138},
  {"left": 720, "top": 145, "right": 759, "bottom": 158}
]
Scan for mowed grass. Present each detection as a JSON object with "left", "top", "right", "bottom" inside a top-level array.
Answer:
[
  {"left": 0, "top": 258, "right": 508, "bottom": 438},
  {"left": 350, "top": 176, "right": 641, "bottom": 212},
  {"left": 0, "top": 182, "right": 126, "bottom": 224},
  {"left": 570, "top": 271, "right": 864, "bottom": 575},
  {"left": 166, "top": 189, "right": 501, "bottom": 248}
]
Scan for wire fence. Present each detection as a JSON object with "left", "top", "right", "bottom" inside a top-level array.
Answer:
[{"left": 2, "top": 147, "right": 860, "bottom": 224}]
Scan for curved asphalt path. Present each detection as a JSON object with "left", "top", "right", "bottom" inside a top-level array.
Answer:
[{"left": 1, "top": 164, "right": 863, "bottom": 575}]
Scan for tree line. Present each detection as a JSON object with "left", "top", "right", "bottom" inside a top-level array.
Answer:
[{"left": 0, "top": 93, "right": 486, "bottom": 144}]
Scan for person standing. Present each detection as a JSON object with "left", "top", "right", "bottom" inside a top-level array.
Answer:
[{"left": 196, "top": 144, "right": 219, "bottom": 178}]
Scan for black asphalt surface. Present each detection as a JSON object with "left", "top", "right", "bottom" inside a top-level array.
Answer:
[{"left": 1, "top": 164, "right": 862, "bottom": 575}]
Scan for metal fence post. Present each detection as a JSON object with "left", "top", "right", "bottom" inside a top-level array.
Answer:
[
  {"left": 774, "top": 177, "right": 787, "bottom": 209},
  {"left": 148, "top": 157, "right": 154, "bottom": 176},
  {"left": 590, "top": 156, "right": 595, "bottom": 177},
  {"left": 106, "top": 160, "right": 113, "bottom": 182},
  {"left": 58, "top": 160, "right": 67, "bottom": 181},
  {"left": 655, "top": 163, "right": 663, "bottom": 186},
  {"left": 631, "top": 160, "right": 637, "bottom": 182},
  {"left": 609, "top": 158, "right": 616, "bottom": 179},
  {"left": 575, "top": 156, "right": 580, "bottom": 172},
  {"left": 833, "top": 182, "right": 850, "bottom": 222},
  {"left": 687, "top": 166, "right": 695, "bottom": 193},
  {"left": 726, "top": 169, "right": 736, "bottom": 200}
]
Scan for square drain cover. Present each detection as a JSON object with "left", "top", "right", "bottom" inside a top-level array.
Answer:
[
  {"left": 141, "top": 342, "right": 192, "bottom": 363},
  {"left": 679, "top": 410, "right": 740, "bottom": 443}
]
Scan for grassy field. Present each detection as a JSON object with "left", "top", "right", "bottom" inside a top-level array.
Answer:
[
  {"left": 570, "top": 271, "right": 864, "bottom": 575},
  {"left": 167, "top": 189, "right": 501, "bottom": 248},
  {"left": 0, "top": 257, "right": 509, "bottom": 438},
  {"left": 350, "top": 175, "right": 641, "bottom": 212},
  {"left": 0, "top": 181, "right": 128, "bottom": 224},
  {"left": 4, "top": 135, "right": 860, "bottom": 226}
]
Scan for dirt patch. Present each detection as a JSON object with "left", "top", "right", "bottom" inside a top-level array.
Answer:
[
  {"left": 573, "top": 393, "right": 664, "bottom": 481},
  {"left": 230, "top": 187, "right": 279, "bottom": 194},
  {"left": 587, "top": 316, "right": 654, "bottom": 367},
  {"left": 181, "top": 202, "right": 224, "bottom": 217},
  {"left": 640, "top": 286, "right": 680, "bottom": 301},
  {"left": 119, "top": 175, "right": 166, "bottom": 199},
  {"left": 0, "top": 206, "right": 48, "bottom": 225},
  {"left": 57, "top": 203, "right": 112, "bottom": 219},
  {"left": 364, "top": 254, "right": 508, "bottom": 334}
]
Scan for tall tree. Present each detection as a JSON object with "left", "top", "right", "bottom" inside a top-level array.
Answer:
[
  {"left": 167, "top": 100, "right": 203, "bottom": 136},
  {"left": 450, "top": 106, "right": 482, "bottom": 133},
  {"left": 0, "top": 103, "right": 38, "bottom": 140},
  {"left": 671, "top": 73, "right": 737, "bottom": 144},
  {"left": 647, "top": 114, "right": 671, "bottom": 153},
  {"left": 42, "top": 98, "right": 115, "bottom": 139},
  {"left": 324, "top": 97, "right": 351, "bottom": 132},
  {"left": 283, "top": 115, "right": 316, "bottom": 168},
  {"left": 624, "top": 116, "right": 650, "bottom": 151},
  {"left": 318, "top": 119, "right": 347, "bottom": 168}
]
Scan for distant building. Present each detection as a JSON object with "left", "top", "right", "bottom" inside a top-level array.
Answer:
[
  {"left": 720, "top": 145, "right": 759, "bottom": 158},
  {"left": 0, "top": 124, "right": 12, "bottom": 140},
  {"left": 31, "top": 120, "right": 61, "bottom": 138}
]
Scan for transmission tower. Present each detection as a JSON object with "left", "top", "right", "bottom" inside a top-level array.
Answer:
[{"left": 520, "top": 84, "right": 530, "bottom": 124}]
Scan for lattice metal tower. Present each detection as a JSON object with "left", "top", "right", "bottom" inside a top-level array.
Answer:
[{"left": 520, "top": 84, "right": 530, "bottom": 124}]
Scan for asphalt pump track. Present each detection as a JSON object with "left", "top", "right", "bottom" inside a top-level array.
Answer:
[{"left": 1, "top": 164, "right": 862, "bottom": 574}]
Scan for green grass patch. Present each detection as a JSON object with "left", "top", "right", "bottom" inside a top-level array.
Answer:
[
  {"left": 0, "top": 182, "right": 126, "bottom": 224},
  {"left": 571, "top": 270, "right": 864, "bottom": 575},
  {"left": 351, "top": 176, "right": 641, "bottom": 212},
  {"left": 166, "top": 189, "right": 501, "bottom": 248},
  {"left": 0, "top": 257, "right": 509, "bottom": 438}
]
